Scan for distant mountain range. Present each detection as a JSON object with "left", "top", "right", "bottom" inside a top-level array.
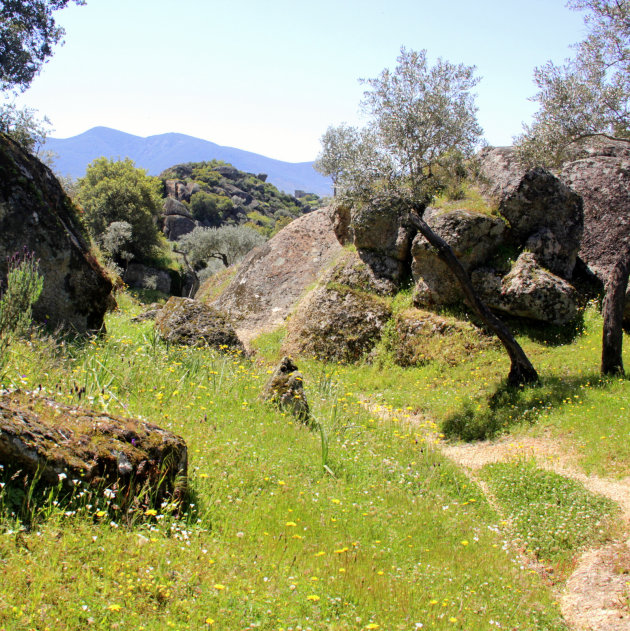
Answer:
[{"left": 44, "top": 127, "right": 332, "bottom": 197}]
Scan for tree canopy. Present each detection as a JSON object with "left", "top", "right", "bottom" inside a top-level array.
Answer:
[
  {"left": 516, "top": 0, "right": 630, "bottom": 165},
  {"left": 76, "top": 157, "right": 163, "bottom": 263},
  {"left": 315, "top": 47, "right": 483, "bottom": 207},
  {"left": 1, "top": 0, "right": 85, "bottom": 93}
]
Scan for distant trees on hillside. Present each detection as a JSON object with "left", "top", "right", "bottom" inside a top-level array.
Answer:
[{"left": 76, "top": 158, "right": 163, "bottom": 265}]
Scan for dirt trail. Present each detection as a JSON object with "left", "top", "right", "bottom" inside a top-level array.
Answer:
[{"left": 369, "top": 403, "right": 630, "bottom": 631}]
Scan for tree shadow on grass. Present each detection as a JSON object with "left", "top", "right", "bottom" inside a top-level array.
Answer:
[{"left": 442, "top": 371, "right": 606, "bottom": 442}]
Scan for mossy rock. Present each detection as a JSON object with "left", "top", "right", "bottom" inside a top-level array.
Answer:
[{"left": 154, "top": 296, "right": 245, "bottom": 352}]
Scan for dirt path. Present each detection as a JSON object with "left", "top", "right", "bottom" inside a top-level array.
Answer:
[{"left": 369, "top": 403, "right": 630, "bottom": 631}]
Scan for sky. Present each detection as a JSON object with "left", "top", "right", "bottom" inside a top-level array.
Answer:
[{"left": 13, "top": 0, "right": 587, "bottom": 163}]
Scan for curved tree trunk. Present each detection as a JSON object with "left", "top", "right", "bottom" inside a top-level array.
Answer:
[
  {"left": 409, "top": 210, "right": 538, "bottom": 387},
  {"left": 601, "top": 242, "right": 630, "bottom": 376}
]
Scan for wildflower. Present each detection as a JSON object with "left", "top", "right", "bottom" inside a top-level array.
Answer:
[
  {"left": 306, "top": 594, "right": 320, "bottom": 601},
  {"left": 145, "top": 509, "right": 157, "bottom": 516},
  {"left": 205, "top": 618, "right": 215, "bottom": 626},
  {"left": 213, "top": 584, "right": 225, "bottom": 590},
  {"left": 365, "top": 625, "right": 380, "bottom": 630},
  {"left": 108, "top": 604, "right": 122, "bottom": 612},
  {"left": 285, "top": 521, "right": 297, "bottom": 527}
]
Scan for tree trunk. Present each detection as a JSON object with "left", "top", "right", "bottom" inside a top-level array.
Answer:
[
  {"left": 409, "top": 210, "right": 538, "bottom": 387},
  {"left": 601, "top": 242, "right": 630, "bottom": 376}
]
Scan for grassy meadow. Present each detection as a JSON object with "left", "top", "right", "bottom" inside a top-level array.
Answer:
[{"left": 0, "top": 293, "right": 627, "bottom": 630}]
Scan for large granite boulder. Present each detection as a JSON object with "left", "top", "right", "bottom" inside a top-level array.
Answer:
[
  {"left": 559, "top": 138, "right": 630, "bottom": 322},
  {"left": 283, "top": 284, "right": 392, "bottom": 363},
  {"left": 0, "top": 391, "right": 188, "bottom": 506},
  {"left": 351, "top": 197, "right": 415, "bottom": 286},
  {"left": 326, "top": 249, "right": 399, "bottom": 296},
  {"left": 0, "top": 133, "right": 113, "bottom": 332},
  {"left": 210, "top": 208, "right": 342, "bottom": 343},
  {"left": 472, "top": 253, "right": 579, "bottom": 325},
  {"left": 412, "top": 206, "right": 507, "bottom": 306},
  {"left": 478, "top": 146, "right": 583, "bottom": 279},
  {"left": 260, "top": 356, "right": 310, "bottom": 424},
  {"left": 155, "top": 296, "right": 244, "bottom": 351}
]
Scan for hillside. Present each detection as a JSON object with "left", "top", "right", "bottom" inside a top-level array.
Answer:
[{"left": 44, "top": 126, "right": 333, "bottom": 197}]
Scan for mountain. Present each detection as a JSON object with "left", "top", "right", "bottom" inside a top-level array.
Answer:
[{"left": 44, "top": 127, "right": 332, "bottom": 197}]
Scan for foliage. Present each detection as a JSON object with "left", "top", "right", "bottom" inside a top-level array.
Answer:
[
  {"left": 76, "top": 157, "right": 163, "bottom": 263},
  {"left": 516, "top": 0, "right": 630, "bottom": 166},
  {"left": 189, "top": 190, "right": 233, "bottom": 225},
  {"left": 0, "top": 0, "right": 86, "bottom": 93},
  {"left": 482, "top": 461, "right": 618, "bottom": 567},
  {"left": 0, "top": 100, "right": 50, "bottom": 152},
  {"left": 0, "top": 248, "right": 43, "bottom": 369},
  {"left": 178, "top": 224, "right": 265, "bottom": 270},
  {"left": 100, "top": 220, "right": 134, "bottom": 263},
  {"left": 315, "top": 47, "right": 483, "bottom": 207}
]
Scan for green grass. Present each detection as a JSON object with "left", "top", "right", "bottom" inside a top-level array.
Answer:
[
  {"left": 0, "top": 296, "right": 569, "bottom": 630},
  {"left": 481, "top": 461, "right": 620, "bottom": 572}
]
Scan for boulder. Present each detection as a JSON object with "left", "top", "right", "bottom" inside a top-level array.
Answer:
[
  {"left": 260, "top": 356, "right": 310, "bottom": 424},
  {"left": 163, "top": 197, "right": 193, "bottom": 218},
  {"left": 283, "top": 284, "right": 392, "bottom": 363},
  {"left": 412, "top": 206, "right": 506, "bottom": 306},
  {"left": 124, "top": 263, "right": 173, "bottom": 294},
  {"left": 478, "top": 146, "right": 583, "bottom": 278},
  {"left": 0, "top": 133, "right": 113, "bottom": 332},
  {"left": 155, "top": 296, "right": 244, "bottom": 351},
  {"left": 351, "top": 197, "right": 415, "bottom": 285},
  {"left": 163, "top": 214, "right": 196, "bottom": 241},
  {"left": 329, "top": 203, "right": 353, "bottom": 245},
  {"left": 0, "top": 391, "right": 187, "bottom": 505},
  {"left": 472, "top": 252, "right": 579, "bottom": 325},
  {"left": 559, "top": 138, "right": 630, "bottom": 323},
  {"left": 210, "top": 207, "right": 342, "bottom": 342},
  {"left": 325, "top": 249, "right": 398, "bottom": 296}
]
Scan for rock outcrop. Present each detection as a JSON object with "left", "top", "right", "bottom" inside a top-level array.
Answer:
[
  {"left": 412, "top": 206, "right": 506, "bottom": 306},
  {"left": 0, "top": 133, "right": 113, "bottom": 332},
  {"left": 0, "top": 390, "right": 187, "bottom": 505},
  {"left": 155, "top": 296, "right": 244, "bottom": 351},
  {"left": 472, "top": 253, "right": 579, "bottom": 325},
  {"left": 124, "top": 263, "right": 173, "bottom": 294},
  {"left": 260, "top": 357, "right": 310, "bottom": 424},
  {"left": 478, "top": 146, "right": 583, "bottom": 279},
  {"left": 283, "top": 283, "right": 392, "bottom": 363},
  {"left": 209, "top": 208, "right": 343, "bottom": 342},
  {"left": 559, "top": 138, "right": 630, "bottom": 322}
]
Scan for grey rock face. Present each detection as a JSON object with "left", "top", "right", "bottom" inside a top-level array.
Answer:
[
  {"left": 472, "top": 253, "right": 579, "bottom": 325},
  {"left": 124, "top": 263, "right": 173, "bottom": 294},
  {"left": 412, "top": 207, "right": 506, "bottom": 306},
  {"left": 0, "top": 133, "right": 113, "bottom": 332},
  {"left": 163, "top": 214, "right": 196, "bottom": 241},
  {"left": 478, "top": 146, "right": 583, "bottom": 279}
]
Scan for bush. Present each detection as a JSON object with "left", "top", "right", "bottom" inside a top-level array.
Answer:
[{"left": 0, "top": 249, "right": 44, "bottom": 369}]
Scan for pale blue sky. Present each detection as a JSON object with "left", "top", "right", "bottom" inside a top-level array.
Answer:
[{"left": 15, "top": 0, "right": 586, "bottom": 162}]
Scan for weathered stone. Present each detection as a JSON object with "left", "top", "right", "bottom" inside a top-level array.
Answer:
[
  {"left": 0, "top": 133, "right": 113, "bottom": 332},
  {"left": 131, "top": 303, "right": 162, "bottom": 323},
  {"left": 412, "top": 206, "right": 507, "bottom": 306},
  {"left": 260, "top": 356, "right": 310, "bottom": 424},
  {"left": 351, "top": 197, "right": 415, "bottom": 285},
  {"left": 329, "top": 203, "right": 353, "bottom": 245},
  {"left": 325, "top": 249, "right": 398, "bottom": 296},
  {"left": 209, "top": 208, "right": 342, "bottom": 343},
  {"left": 124, "top": 263, "right": 172, "bottom": 294},
  {"left": 163, "top": 214, "right": 196, "bottom": 241},
  {"left": 478, "top": 146, "right": 583, "bottom": 278},
  {"left": 155, "top": 296, "right": 244, "bottom": 351},
  {"left": 472, "top": 253, "right": 579, "bottom": 325},
  {"left": 385, "top": 308, "right": 495, "bottom": 367},
  {"left": 0, "top": 391, "right": 187, "bottom": 505},
  {"left": 163, "top": 197, "right": 193, "bottom": 218},
  {"left": 283, "top": 284, "right": 392, "bottom": 363}
]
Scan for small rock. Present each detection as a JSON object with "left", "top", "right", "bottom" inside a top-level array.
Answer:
[{"left": 260, "top": 357, "right": 311, "bottom": 425}]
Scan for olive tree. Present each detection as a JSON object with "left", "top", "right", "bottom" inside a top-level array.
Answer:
[
  {"left": 316, "top": 47, "right": 538, "bottom": 386},
  {"left": 516, "top": 0, "right": 630, "bottom": 375}
]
